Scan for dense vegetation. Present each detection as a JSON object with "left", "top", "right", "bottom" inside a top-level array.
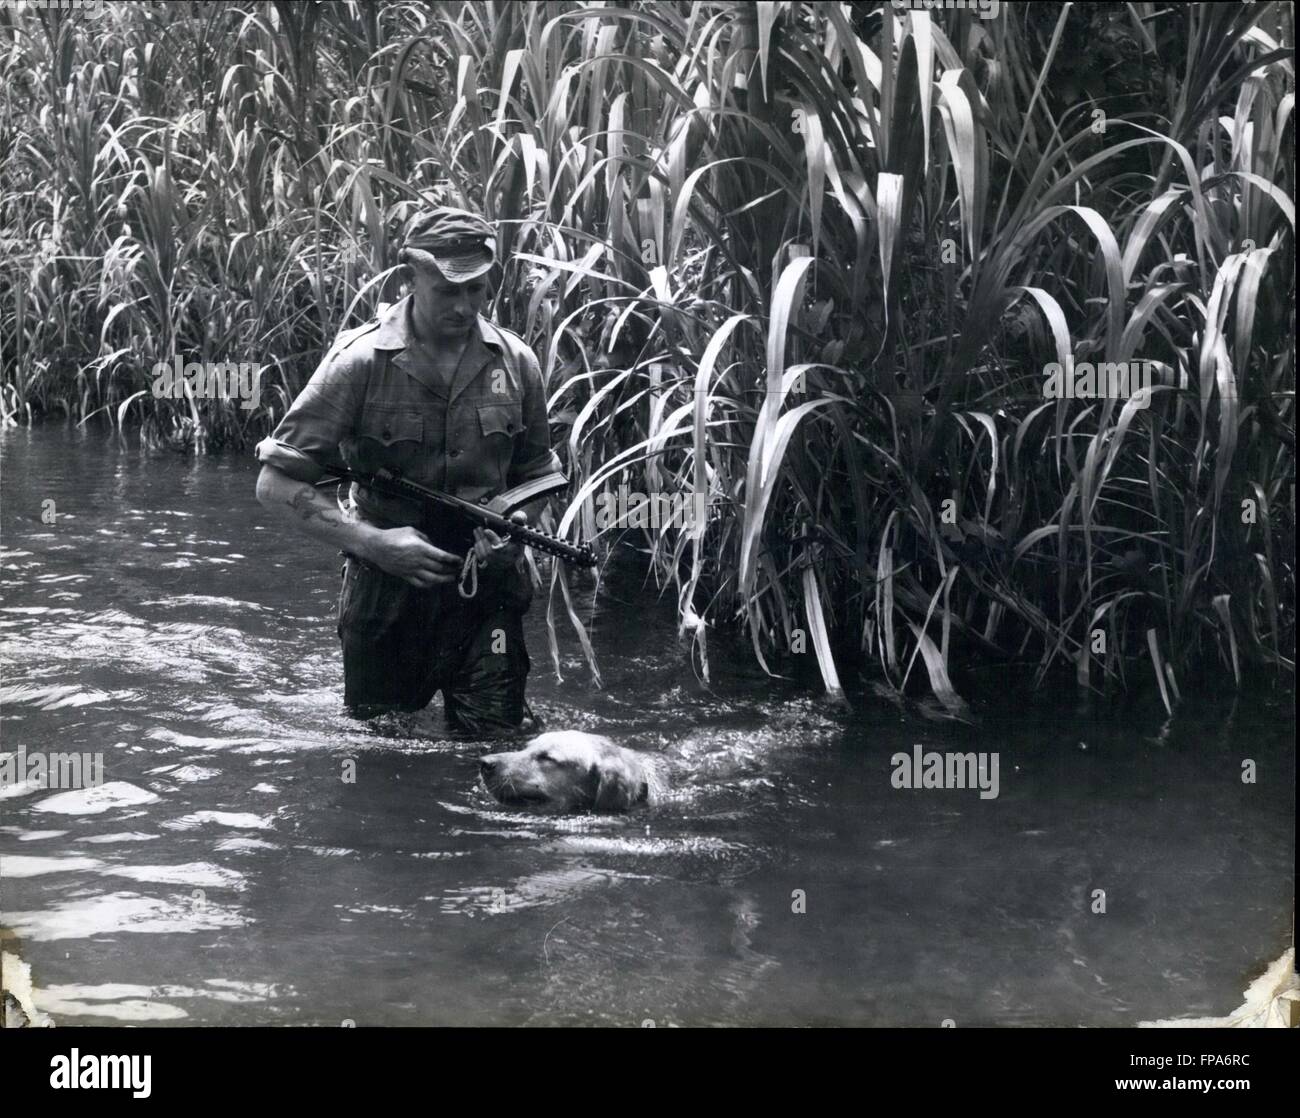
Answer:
[{"left": 2, "top": 1, "right": 1293, "bottom": 709}]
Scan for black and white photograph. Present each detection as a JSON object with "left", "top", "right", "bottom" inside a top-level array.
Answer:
[{"left": 0, "top": 0, "right": 1295, "bottom": 1073}]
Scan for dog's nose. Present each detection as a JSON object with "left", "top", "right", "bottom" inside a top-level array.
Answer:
[{"left": 479, "top": 758, "right": 498, "bottom": 776}]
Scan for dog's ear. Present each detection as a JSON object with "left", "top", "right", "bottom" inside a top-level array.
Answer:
[
  {"left": 582, "top": 762, "right": 603, "bottom": 807},
  {"left": 593, "top": 765, "right": 634, "bottom": 812}
]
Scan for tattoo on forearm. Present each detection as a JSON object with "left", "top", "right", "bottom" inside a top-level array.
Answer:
[{"left": 287, "top": 484, "right": 342, "bottom": 528}]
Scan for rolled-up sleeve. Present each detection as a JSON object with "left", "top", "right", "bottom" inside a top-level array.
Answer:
[
  {"left": 507, "top": 342, "right": 563, "bottom": 485},
  {"left": 255, "top": 342, "right": 368, "bottom": 482}
]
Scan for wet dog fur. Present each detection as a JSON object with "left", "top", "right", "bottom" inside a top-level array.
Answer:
[{"left": 479, "top": 731, "right": 654, "bottom": 812}]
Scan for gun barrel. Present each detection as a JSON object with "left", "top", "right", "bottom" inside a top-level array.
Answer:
[{"left": 316, "top": 463, "right": 596, "bottom": 568}]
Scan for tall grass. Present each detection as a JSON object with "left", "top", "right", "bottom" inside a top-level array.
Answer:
[{"left": 1, "top": 1, "right": 1293, "bottom": 706}]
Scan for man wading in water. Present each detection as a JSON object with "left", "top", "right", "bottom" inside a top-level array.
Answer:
[{"left": 254, "top": 207, "right": 562, "bottom": 732}]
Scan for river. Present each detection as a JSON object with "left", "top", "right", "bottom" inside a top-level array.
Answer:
[{"left": 1, "top": 427, "right": 1293, "bottom": 1026}]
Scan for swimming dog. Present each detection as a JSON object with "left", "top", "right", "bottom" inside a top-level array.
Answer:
[{"left": 479, "top": 731, "right": 654, "bottom": 812}]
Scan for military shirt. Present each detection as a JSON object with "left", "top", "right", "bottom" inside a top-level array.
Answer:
[{"left": 255, "top": 295, "right": 562, "bottom": 539}]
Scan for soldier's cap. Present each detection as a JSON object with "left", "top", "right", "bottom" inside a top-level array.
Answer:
[{"left": 402, "top": 207, "right": 496, "bottom": 283}]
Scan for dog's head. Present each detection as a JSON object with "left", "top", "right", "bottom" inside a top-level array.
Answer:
[{"left": 479, "top": 731, "right": 651, "bottom": 812}]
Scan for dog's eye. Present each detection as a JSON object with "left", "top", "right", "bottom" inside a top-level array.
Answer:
[{"left": 534, "top": 752, "right": 553, "bottom": 764}]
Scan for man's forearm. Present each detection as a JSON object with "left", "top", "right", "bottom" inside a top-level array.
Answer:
[{"left": 255, "top": 464, "right": 382, "bottom": 560}]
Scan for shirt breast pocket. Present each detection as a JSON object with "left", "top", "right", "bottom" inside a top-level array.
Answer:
[
  {"left": 345, "top": 410, "right": 424, "bottom": 474},
  {"left": 476, "top": 401, "right": 523, "bottom": 440}
]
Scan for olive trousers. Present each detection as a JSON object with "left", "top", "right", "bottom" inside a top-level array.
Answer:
[{"left": 336, "top": 555, "right": 531, "bottom": 734}]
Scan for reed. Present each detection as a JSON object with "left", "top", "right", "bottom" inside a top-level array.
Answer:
[{"left": 1, "top": 1, "right": 1293, "bottom": 704}]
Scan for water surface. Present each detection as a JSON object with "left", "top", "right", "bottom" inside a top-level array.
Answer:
[{"left": 1, "top": 427, "right": 1293, "bottom": 1026}]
